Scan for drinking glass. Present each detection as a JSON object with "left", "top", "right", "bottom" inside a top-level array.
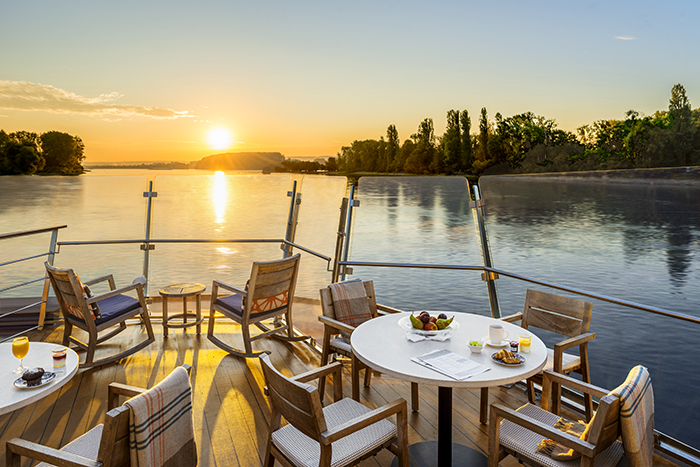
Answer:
[{"left": 12, "top": 337, "right": 30, "bottom": 374}]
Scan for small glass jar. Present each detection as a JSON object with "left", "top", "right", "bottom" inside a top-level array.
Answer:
[
  {"left": 509, "top": 341, "right": 519, "bottom": 352},
  {"left": 52, "top": 347, "right": 67, "bottom": 368}
]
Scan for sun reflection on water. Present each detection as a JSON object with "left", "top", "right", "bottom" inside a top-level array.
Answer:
[{"left": 212, "top": 171, "right": 228, "bottom": 225}]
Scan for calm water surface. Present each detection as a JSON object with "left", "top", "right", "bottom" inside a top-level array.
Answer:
[{"left": 1, "top": 171, "right": 698, "bottom": 446}]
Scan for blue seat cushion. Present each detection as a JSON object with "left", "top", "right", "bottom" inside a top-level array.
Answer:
[
  {"left": 215, "top": 294, "right": 286, "bottom": 321},
  {"left": 68, "top": 294, "right": 142, "bottom": 326}
]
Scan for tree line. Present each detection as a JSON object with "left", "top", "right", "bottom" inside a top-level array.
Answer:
[
  {"left": 0, "top": 130, "right": 85, "bottom": 175},
  {"left": 335, "top": 84, "right": 700, "bottom": 175}
]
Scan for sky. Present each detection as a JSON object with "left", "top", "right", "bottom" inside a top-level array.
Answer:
[{"left": 1, "top": 0, "right": 698, "bottom": 163}]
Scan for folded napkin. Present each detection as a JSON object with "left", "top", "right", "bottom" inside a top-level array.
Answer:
[{"left": 406, "top": 331, "right": 451, "bottom": 342}]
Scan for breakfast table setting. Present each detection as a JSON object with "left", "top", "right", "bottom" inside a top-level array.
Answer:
[{"left": 351, "top": 311, "right": 548, "bottom": 467}]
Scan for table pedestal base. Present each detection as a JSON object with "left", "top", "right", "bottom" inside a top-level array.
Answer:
[{"left": 390, "top": 441, "right": 487, "bottom": 467}]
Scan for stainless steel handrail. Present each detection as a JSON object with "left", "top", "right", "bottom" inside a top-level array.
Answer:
[
  {"left": 57, "top": 238, "right": 333, "bottom": 263},
  {"left": 0, "top": 225, "right": 66, "bottom": 339},
  {"left": 338, "top": 260, "right": 700, "bottom": 325}
]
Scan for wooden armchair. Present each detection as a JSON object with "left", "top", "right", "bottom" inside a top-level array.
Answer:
[
  {"left": 318, "top": 280, "right": 420, "bottom": 410},
  {"left": 45, "top": 262, "right": 155, "bottom": 368},
  {"left": 259, "top": 354, "right": 409, "bottom": 467},
  {"left": 502, "top": 289, "right": 595, "bottom": 419},
  {"left": 489, "top": 368, "right": 639, "bottom": 467},
  {"left": 6, "top": 365, "right": 194, "bottom": 467},
  {"left": 207, "top": 254, "right": 309, "bottom": 358}
]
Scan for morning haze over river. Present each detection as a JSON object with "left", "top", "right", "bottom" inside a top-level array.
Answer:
[{"left": 1, "top": 170, "right": 699, "bottom": 446}]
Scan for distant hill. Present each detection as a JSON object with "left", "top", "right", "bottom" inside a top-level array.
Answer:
[{"left": 195, "top": 152, "right": 285, "bottom": 170}]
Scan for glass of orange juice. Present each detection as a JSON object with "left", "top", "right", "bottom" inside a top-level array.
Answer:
[{"left": 12, "top": 336, "right": 30, "bottom": 374}]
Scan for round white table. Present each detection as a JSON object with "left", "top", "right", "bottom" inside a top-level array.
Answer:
[
  {"left": 0, "top": 342, "right": 79, "bottom": 415},
  {"left": 351, "top": 312, "right": 548, "bottom": 467}
]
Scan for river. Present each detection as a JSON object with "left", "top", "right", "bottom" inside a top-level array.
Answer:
[{"left": 1, "top": 170, "right": 698, "bottom": 446}]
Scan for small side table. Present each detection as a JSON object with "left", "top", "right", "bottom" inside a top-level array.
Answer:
[{"left": 159, "top": 283, "right": 206, "bottom": 336}]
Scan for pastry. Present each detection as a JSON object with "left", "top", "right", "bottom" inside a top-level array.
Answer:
[{"left": 22, "top": 367, "right": 45, "bottom": 387}]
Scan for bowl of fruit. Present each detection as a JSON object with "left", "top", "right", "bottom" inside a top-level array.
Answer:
[
  {"left": 468, "top": 341, "right": 483, "bottom": 353},
  {"left": 398, "top": 312, "right": 459, "bottom": 335}
]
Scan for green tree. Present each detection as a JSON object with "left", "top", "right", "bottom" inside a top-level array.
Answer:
[
  {"left": 460, "top": 110, "right": 473, "bottom": 172},
  {"left": 404, "top": 118, "right": 436, "bottom": 174},
  {"left": 473, "top": 108, "right": 491, "bottom": 173},
  {"left": 39, "top": 131, "right": 85, "bottom": 173},
  {"left": 0, "top": 141, "right": 44, "bottom": 175},
  {"left": 667, "top": 83, "right": 694, "bottom": 165},
  {"left": 386, "top": 124, "right": 400, "bottom": 172},
  {"left": 443, "top": 110, "right": 462, "bottom": 172}
]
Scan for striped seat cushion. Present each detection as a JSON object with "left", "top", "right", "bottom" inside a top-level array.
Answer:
[
  {"left": 272, "top": 398, "right": 396, "bottom": 467},
  {"left": 215, "top": 294, "right": 286, "bottom": 321},
  {"left": 36, "top": 424, "right": 103, "bottom": 467},
  {"left": 500, "top": 404, "right": 623, "bottom": 467}
]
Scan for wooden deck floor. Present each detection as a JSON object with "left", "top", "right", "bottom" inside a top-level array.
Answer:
[{"left": 0, "top": 315, "right": 680, "bottom": 467}]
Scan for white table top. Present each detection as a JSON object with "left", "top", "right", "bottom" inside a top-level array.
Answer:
[
  {"left": 351, "top": 312, "right": 548, "bottom": 388},
  {"left": 0, "top": 342, "right": 79, "bottom": 415}
]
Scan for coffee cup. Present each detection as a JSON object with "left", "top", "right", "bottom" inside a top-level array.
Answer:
[{"left": 488, "top": 324, "right": 509, "bottom": 344}]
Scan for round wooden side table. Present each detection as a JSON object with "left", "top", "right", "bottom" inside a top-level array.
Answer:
[{"left": 159, "top": 283, "right": 206, "bottom": 336}]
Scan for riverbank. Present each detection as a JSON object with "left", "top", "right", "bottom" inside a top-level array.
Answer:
[{"left": 480, "top": 166, "right": 700, "bottom": 185}]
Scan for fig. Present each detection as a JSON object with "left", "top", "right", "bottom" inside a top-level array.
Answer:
[
  {"left": 437, "top": 313, "right": 447, "bottom": 320},
  {"left": 418, "top": 312, "right": 431, "bottom": 324},
  {"left": 409, "top": 313, "right": 424, "bottom": 330}
]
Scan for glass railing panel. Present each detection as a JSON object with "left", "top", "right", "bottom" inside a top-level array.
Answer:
[
  {"left": 0, "top": 175, "right": 148, "bottom": 297},
  {"left": 479, "top": 175, "right": 700, "bottom": 448},
  {"left": 147, "top": 173, "right": 293, "bottom": 291},
  {"left": 349, "top": 176, "right": 489, "bottom": 314},
  {"left": 293, "top": 175, "right": 348, "bottom": 299}
]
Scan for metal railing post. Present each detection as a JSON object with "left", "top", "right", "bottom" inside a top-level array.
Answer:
[
  {"left": 283, "top": 181, "right": 301, "bottom": 258},
  {"left": 339, "top": 185, "right": 359, "bottom": 282},
  {"left": 331, "top": 198, "right": 349, "bottom": 283},
  {"left": 38, "top": 228, "right": 60, "bottom": 330},
  {"left": 472, "top": 185, "right": 501, "bottom": 318},
  {"left": 142, "top": 181, "right": 157, "bottom": 297}
]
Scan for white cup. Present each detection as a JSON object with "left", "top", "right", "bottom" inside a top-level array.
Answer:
[{"left": 488, "top": 324, "right": 509, "bottom": 344}]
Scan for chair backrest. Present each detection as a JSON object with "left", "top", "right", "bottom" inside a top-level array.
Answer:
[
  {"left": 45, "top": 262, "right": 96, "bottom": 324},
  {"left": 585, "top": 393, "right": 622, "bottom": 455},
  {"left": 245, "top": 253, "right": 301, "bottom": 316},
  {"left": 319, "top": 280, "right": 379, "bottom": 320},
  {"left": 259, "top": 354, "right": 327, "bottom": 441},
  {"left": 97, "top": 365, "right": 194, "bottom": 467},
  {"left": 521, "top": 289, "right": 592, "bottom": 337}
]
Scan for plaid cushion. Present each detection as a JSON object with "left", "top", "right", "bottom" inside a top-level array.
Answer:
[{"left": 328, "top": 280, "right": 372, "bottom": 328}]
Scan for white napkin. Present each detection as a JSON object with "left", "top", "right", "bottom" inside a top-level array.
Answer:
[{"left": 406, "top": 332, "right": 451, "bottom": 342}]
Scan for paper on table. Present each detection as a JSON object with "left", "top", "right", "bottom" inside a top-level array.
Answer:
[{"left": 411, "top": 349, "right": 490, "bottom": 381}]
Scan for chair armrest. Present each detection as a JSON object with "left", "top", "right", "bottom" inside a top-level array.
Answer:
[
  {"left": 83, "top": 274, "right": 116, "bottom": 290},
  {"left": 212, "top": 280, "right": 246, "bottom": 296},
  {"left": 376, "top": 303, "right": 405, "bottom": 315},
  {"left": 108, "top": 382, "right": 145, "bottom": 409},
  {"left": 489, "top": 404, "right": 596, "bottom": 458},
  {"left": 318, "top": 315, "right": 356, "bottom": 335},
  {"left": 541, "top": 370, "right": 610, "bottom": 401},
  {"left": 292, "top": 361, "right": 343, "bottom": 385},
  {"left": 86, "top": 282, "right": 143, "bottom": 304},
  {"left": 553, "top": 332, "right": 596, "bottom": 353},
  {"left": 321, "top": 399, "right": 407, "bottom": 445},
  {"left": 5, "top": 438, "right": 102, "bottom": 467},
  {"left": 500, "top": 312, "right": 523, "bottom": 323}
]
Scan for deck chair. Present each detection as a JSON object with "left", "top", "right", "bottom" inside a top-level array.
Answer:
[
  {"left": 6, "top": 365, "right": 196, "bottom": 467},
  {"left": 489, "top": 366, "right": 654, "bottom": 467},
  {"left": 318, "top": 280, "right": 420, "bottom": 410},
  {"left": 208, "top": 253, "right": 309, "bottom": 358},
  {"left": 259, "top": 354, "right": 409, "bottom": 467},
  {"left": 45, "top": 262, "right": 155, "bottom": 369},
  {"left": 502, "top": 289, "right": 595, "bottom": 419}
]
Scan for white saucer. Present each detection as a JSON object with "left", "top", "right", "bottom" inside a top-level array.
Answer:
[{"left": 482, "top": 336, "right": 509, "bottom": 347}]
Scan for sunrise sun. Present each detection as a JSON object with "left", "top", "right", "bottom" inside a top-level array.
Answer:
[{"left": 207, "top": 128, "right": 233, "bottom": 150}]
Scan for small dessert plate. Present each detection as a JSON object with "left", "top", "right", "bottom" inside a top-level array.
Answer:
[{"left": 14, "top": 372, "right": 57, "bottom": 389}]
